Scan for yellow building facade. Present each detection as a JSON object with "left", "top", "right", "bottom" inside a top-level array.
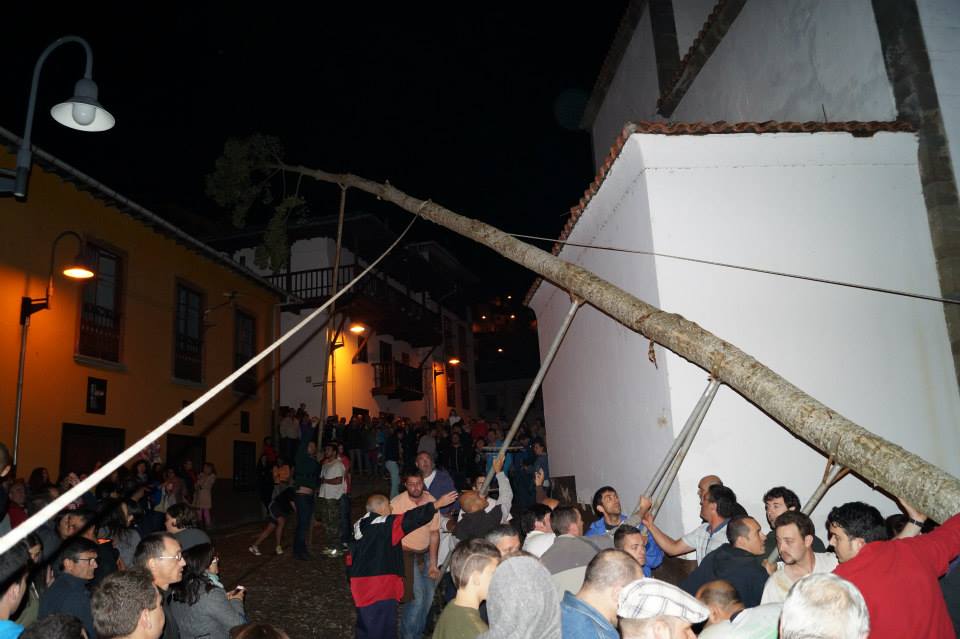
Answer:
[{"left": 0, "top": 141, "right": 283, "bottom": 484}]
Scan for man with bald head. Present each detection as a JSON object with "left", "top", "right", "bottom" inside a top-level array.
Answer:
[
  {"left": 349, "top": 490, "right": 457, "bottom": 639},
  {"left": 695, "top": 580, "right": 782, "bottom": 638},
  {"left": 450, "top": 455, "right": 512, "bottom": 543}
]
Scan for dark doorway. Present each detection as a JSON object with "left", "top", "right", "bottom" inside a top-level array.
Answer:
[
  {"left": 166, "top": 434, "right": 206, "bottom": 472},
  {"left": 60, "top": 424, "right": 125, "bottom": 478},
  {"left": 379, "top": 340, "right": 393, "bottom": 363},
  {"left": 352, "top": 407, "right": 370, "bottom": 417},
  {"left": 233, "top": 441, "right": 257, "bottom": 491}
]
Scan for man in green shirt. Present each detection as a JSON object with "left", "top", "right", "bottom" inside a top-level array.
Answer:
[{"left": 433, "top": 539, "right": 500, "bottom": 639}]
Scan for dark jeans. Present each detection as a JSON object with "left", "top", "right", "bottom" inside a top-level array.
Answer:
[
  {"left": 294, "top": 492, "right": 315, "bottom": 557},
  {"left": 357, "top": 599, "right": 397, "bottom": 639},
  {"left": 339, "top": 494, "right": 352, "bottom": 544}
]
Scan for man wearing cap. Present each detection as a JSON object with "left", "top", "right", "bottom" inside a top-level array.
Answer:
[
  {"left": 617, "top": 577, "right": 709, "bottom": 639},
  {"left": 561, "top": 549, "right": 641, "bottom": 639}
]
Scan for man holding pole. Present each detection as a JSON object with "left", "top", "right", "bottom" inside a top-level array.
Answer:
[
  {"left": 641, "top": 481, "right": 736, "bottom": 565},
  {"left": 585, "top": 486, "right": 662, "bottom": 577}
]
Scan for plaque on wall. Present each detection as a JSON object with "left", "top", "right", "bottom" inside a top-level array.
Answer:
[{"left": 86, "top": 377, "right": 107, "bottom": 414}]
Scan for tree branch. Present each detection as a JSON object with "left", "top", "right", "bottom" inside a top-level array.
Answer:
[{"left": 275, "top": 162, "right": 960, "bottom": 523}]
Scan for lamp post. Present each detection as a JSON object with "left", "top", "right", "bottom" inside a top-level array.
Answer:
[
  {"left": 13, "top": 231, "right": 95, "bottom": 467},
  {"left": 0, "top": 35, "right": 115, "bottom": 198}
]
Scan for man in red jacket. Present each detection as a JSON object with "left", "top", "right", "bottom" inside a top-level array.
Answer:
[{"left": 829, "top": 500, "right": 960, "bottom": 639}]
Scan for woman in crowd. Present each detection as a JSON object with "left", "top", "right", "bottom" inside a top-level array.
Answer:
[
  {"left": 7, "top": 481, "right": 28, "bottom": 528},
  {"left": 166, "top": 502, "right": 212, "bottom": 552},
  {"left": 194, "top": 462, "right": 217, "bottom": 529},
  {"left": 169, "top": 543, "right": 247, "bottom": 639},
  {"left": 98, "top": 499, "right": 142, "bottom": 569},
  {"left": 26, "top": 468, "right": 49, "bottom": 497}
]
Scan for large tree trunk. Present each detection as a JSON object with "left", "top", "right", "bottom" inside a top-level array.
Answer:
[{"left": 281, "top": 164, "right": 960, "bottom": 523}]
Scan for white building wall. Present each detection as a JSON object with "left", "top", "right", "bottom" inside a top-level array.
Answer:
[
  {"left": 233, "top": 241, "right": 474, "bottom": 422},
  {"left": 918, "top": 0, "right": 960, "bottom": 197},
  {"left": 591, "top": 8, "right": 661, "bottom": 168},
  {"left": 590, "top": 0, "right": 899, "bottom": 168},
  {"left": 531, "top": 131, "right": 960, "bottom": 546},
  {"left": 671, "top": 0, "right": 896, "bottom": 124}
]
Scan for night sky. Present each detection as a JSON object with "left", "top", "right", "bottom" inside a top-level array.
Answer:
[{"left": 3, "top": 5, "right": 626, "bottom": 300}]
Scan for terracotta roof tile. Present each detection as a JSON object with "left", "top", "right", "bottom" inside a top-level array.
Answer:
[
  {"left": 658, "top": 0, "right": 731, "bottom": 113},
  {"left": 523, "top": 119, "right": 915, "bottom": 305}
]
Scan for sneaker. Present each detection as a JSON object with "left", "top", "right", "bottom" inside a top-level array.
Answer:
[
  {"left": 248, "top": 545, "right": 261, "bottom": 556},
  {"left": 275, "top": 545, "right": 284, "bottom": 555}
]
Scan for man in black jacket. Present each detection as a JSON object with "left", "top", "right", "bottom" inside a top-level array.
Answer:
[{"left": 680, "top": 515, "right": 769, "bottom": 607}]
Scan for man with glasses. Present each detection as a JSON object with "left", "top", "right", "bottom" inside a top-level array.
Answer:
[
  {"left": 134, "top": 533, "right": 186, "bottom": 639},
  {"left": 38, "top": 537, "right": 98, "bottom": 638}
]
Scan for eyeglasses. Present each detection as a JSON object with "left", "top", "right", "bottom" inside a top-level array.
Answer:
[
  {"left": 156, "top": 553, "right": 183, "bottom": 562},
  {"left": 72, "top": 556, "right": 98, "bottom": 564}
]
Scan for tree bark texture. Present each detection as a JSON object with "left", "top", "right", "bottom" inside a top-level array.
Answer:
[{"left": 281, "top": 164, "right": 960, "bottom": 523}]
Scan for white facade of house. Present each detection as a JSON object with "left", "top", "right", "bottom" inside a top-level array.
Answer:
[
  {"left": 233, "top": 238, "right": 476, "bottom": 422},
  {"left": 530, "top": 130, "right": 960, "bottom": 541},
  {"left": 529, "top": 0, "right": 960, "bottom": 546}
]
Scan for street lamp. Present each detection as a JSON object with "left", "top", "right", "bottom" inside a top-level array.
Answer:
[
  {"left": 0, "top": 36, "right": 115, "bottom": 199},
  {"left": 13, "top": 231, "right": 96, "bottom": 467}
]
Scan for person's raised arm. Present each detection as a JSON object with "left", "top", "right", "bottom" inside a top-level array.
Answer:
[{"left": 642, "top": 500, "right": 695, "bottom": 557}]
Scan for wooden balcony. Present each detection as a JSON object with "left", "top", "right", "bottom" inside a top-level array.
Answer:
[
  {"left": 267, "top": 264, "right": 441, "bottom": 347},
  {"left": 372, "top": 361, "right": 424, "bottom": 401}
]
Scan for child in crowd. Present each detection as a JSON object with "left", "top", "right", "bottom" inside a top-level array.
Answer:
[
  {"left": 433, "top": 539, "right": 501, "bottom": 639},
  {"left": 194, "top": 463, "right": 216, "bottom": 529}
]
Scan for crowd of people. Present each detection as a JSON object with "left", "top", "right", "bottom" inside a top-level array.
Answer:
[
  {"left": 1, "top": 403, "right": 959, "bottom": 639},
  {"left": 329, "top": 411, "right": 960, "bottom": 639},
  {"left": 0, "top": 442, "right": 290, "bottom": 638}
]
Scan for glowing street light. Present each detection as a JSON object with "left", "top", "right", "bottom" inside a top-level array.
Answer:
[
  {"left": 448, "top": 357, "right": 461, "bottom": 366},
  {"left": 348, "top": 323, "right": 366, "bottom": 334}
]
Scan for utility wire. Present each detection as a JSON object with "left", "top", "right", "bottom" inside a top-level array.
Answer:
[{"left": 510, "top": 233, "right": 960, "bottom": 306}]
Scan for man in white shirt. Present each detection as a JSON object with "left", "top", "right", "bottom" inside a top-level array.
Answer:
[
  {"left": 521, "top": 503, "right": 556, "bottom": 557},
  {"left": 760, "top": 511, "right": 837, "bottom": 604},
  {"left": 317, "top": 443, "right": 345, "bottom": 556},
  {"left": 642, "top": 480, "right": 736, "bottom": 564}
]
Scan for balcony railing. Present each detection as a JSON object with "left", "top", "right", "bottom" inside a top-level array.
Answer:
[
  {"left": 267, "top": 264, "right": 441, "bottom": 347},
  {"left": 372, "top": 360, "right": 424, "bottom": 401},
  {"left": 78, "top": 303, "right": 121, "bottom": 362},
  {"left": 269, "top": 264, "right": 356, "bottom": 300}
]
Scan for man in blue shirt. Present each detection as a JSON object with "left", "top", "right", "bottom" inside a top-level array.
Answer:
[
  {"left": 0, "top": 541, "right": 29, "bottom": 638},
  {"left": 561, "top": 549, "right": 641, "bottom": 639},
  {"left": 586, "top": 486, "right": 664, "bottom": 577}
]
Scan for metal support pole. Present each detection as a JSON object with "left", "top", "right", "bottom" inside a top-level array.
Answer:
[
  {"left": 625, "top": 377, "right": 721, "bottom": 526},
  {"left": 765, "top": 455, "right": 849, "bottom": 564},
  {"left": 478, "top": 298, "right": 582, "bottom": 497},
  {"left": 650, "top": 379, "right": 720, "bottom": 519},
  {"left": 12, "top": 315, "right": 31, "bottom": 469}
]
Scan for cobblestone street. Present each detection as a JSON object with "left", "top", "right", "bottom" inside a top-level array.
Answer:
[{"left": 212, "top": 476, "right": 390, "bottom": 637}]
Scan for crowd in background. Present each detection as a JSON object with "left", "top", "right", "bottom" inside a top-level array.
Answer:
[{"left": 0, "top": 441, "right": 289, "bottom": 638}]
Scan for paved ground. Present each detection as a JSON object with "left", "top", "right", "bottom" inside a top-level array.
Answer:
[{"left": 212, "top": 475, "right": 390, "bottom": 637}]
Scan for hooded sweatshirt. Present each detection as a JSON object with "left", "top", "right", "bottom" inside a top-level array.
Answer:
[
  {"left": 478, "top": 556, "right": 561, "bottom": 639},
  {"left": 680, "top": 543, "right": 769, "bottom": 607}
]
